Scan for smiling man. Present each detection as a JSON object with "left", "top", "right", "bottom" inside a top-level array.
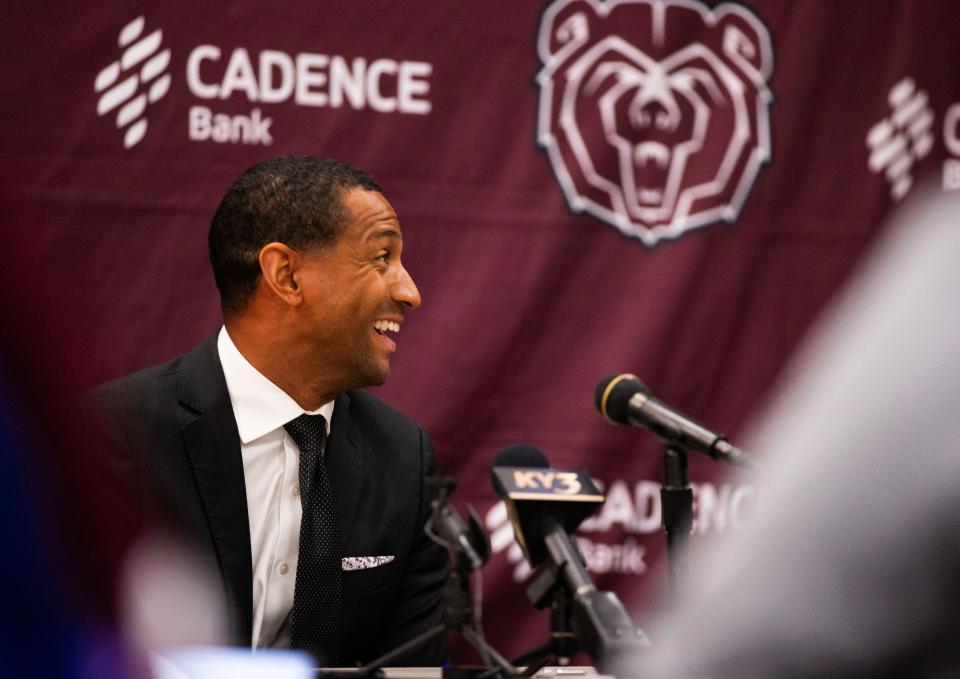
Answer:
[{"left": 90, "top": 157, "right": 448, "bottom": 667}]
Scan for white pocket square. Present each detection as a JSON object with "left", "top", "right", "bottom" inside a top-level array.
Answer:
[{"left": 341, "top": 555, "right": 395, "bottom": 571}]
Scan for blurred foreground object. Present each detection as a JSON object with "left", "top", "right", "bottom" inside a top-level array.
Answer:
[
  {"left": 630, "top": 188, "right": 960, "bottom": 678},
  {"left": 151, "top": 647, "right": 313, "bottom": 679},
  {"left": 0, "top": 267, "right": 142, "bottom": 676},
  {"left": 0, "top": 229, "right": 227, "bottom": 677}
]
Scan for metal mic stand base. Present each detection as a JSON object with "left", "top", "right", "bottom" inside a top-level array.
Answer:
[
  {"left": 503, "top": 561, "right": 578, "bottom": 678},
  {"left": 361, "top": 562, "right": 517, "bottom": 679}
]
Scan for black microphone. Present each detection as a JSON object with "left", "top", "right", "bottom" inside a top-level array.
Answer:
[
  {"left": 595, "top": 373, "right": 757, "bottom": 469},
  {"left": 490, "top": 444, "right": 648, "bottom": 669},
  {"left": 490, "top": 443, "right": 549, "bottom": 495},
  {"left": 430, "top": 477, "right": 489, "bottom": 570},
  {"left": 490, "top": 443, "right": 602, "bottom": 567},
  {"left": 490, "top": 443, "right": 595, "bottom": 586}
]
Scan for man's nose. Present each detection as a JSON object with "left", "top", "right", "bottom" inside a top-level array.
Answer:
[{"left": 392, "top": 265, "right": 422, "bottom": 309}]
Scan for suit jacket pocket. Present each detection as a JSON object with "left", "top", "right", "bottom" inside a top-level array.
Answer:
[{"left": 342, "top": 557, "right": 401, "bottom": 596}]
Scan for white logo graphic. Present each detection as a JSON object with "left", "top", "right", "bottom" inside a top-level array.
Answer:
[
  {"left": 92, "top": 20, "right": 433, "bottom": 150},
  {"left": 866, "top": 77, "right": 934, "bottom": 201},
  {"left": 94, "top": 16, "right": 171, "bottom": 149},
  {"left": 536, "top": 0, "right": 773, "bottom": 245}
]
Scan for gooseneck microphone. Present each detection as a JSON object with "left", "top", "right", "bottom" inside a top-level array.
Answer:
[
  {"left": 596, "top": 373, "right": 758, "bottom": 469},
  {"left": 429, "top": 477, "right": 489, "bottom": 570},
  {"left": 364, "top": 477, "right": 510, "bottom": 676}
]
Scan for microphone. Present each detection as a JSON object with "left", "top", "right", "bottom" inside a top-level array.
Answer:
[
  {"left": 490, "top": 443, "right": 603, "bottom": 567},
  {"left": 490, "top": 444, "right": 647, "bottom": 669},
  {"left": 429, "top": 477, "right": 489, "bottom": 570},
  {"left": 595, "top": 373, "right": 757, "bottom": 469},
  {"left": 489, "top": 443, "right": 548, "bottom": 494}
]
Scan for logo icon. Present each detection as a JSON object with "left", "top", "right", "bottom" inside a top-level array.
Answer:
[
  {"left": 536, "top": 0, "right": 774, "bottom": 245},
  {"left": 866, "top": 77, "right": 935, "bottom": 201},
  {"left": 94, "top": 16, "right": 171, "bottom": 149}
]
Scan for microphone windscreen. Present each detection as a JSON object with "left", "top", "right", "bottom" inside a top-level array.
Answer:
[
  {"left": 595, "top": 373, "right": 649, "bottom": 424},
  {"left": 490, "top": 443, "right": 549, "bottom": 495}
]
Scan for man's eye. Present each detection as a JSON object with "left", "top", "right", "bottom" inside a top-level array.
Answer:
[{"left": 376, "top": 251, "right": 389, "bottom": 263}]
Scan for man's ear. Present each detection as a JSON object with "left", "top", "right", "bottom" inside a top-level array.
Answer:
[{"left": 258, "top": 242, "right": 303, "bottom": 307}]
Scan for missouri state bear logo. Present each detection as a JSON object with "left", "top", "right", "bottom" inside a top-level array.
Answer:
[{"left": 536, "top": 0, "right": 773, "bottom": 245}]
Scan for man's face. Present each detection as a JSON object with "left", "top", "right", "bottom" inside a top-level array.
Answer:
[{"left": 295, "top": 188, "right": 421, "bottom": 391}]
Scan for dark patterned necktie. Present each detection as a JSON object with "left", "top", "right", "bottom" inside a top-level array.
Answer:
[{"left": 284, "top": 414, "right": 342, "bottom": 666}]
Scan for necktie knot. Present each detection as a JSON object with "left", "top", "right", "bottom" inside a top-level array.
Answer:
[
  {"left": 284, "top": 414, "right": 327, "bottom": 507},
  {"left": 284, "top": 413, "right": 327, "bottom": 457}
]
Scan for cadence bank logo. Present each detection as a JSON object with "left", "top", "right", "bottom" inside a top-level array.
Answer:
[
  {"left": 94, "top": 16, "right": 172, "bottom": 149},
  {"left": 866, "top": 78, "right": 935, "bottom": 201},
  {"left": 865, "top": 78, "right": 960, "bottom": 200},
  {"left": 484, "top": 479, "right": 759, "bottom": 582},
  {"left": 93, "top": 16, "right": 433, "bottom": 152},
  {"left": 536, "top": 0, "right": 774, "bottom": 246}
]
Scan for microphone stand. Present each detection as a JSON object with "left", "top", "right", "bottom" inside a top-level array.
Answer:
[
  {"left": 505, "top": 523, "right": 648, "bottom": 676},
  {"left": 660, "top": 444, "right": 693, "bottom": 599},
  {"left": 498, "top": 561, "right": 578, "bottom": 678},
  {"left": 359, "top": 506, "right": 516, "bottom": 679}
]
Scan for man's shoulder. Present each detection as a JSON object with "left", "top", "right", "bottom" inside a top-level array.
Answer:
[
  {"left": 84, "top": 355, "right": 188, "bottom": 436},
  {"left": 86, "top": 332, "right": 221, "bottom": 415},
  {"left": 89, "top": 355, "right": 182, "bottom": 398},
  {"left": 333, "top": 389, "right": 433, "bottom": 459},
  {"left": 344, "top": 389, "right": 421, "bottom": 428}
]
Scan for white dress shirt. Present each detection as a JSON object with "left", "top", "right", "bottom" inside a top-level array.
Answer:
[{"left": 217, "top": 326, "right": 334, "bottom": 649}]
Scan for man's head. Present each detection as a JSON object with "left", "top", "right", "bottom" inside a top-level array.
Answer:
[
  {"left": 209, "top": 156, "right": 421, "bottom": 401},
  {"left": 209, "top": 156, "right": 381, "bottom": 317}
]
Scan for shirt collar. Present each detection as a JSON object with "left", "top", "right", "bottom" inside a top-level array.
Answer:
[{"left": 217, "top": 326, "right": 334, "bottom": 444}]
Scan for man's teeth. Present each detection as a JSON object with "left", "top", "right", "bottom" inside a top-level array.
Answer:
[{"left": 374, "top": 320, "right": 400, "bottom": 334}]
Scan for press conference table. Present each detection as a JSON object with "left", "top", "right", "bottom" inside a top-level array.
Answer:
[
  {"left": 319, "top": 667, "right": 603, "bottom": 679},
  {"left": 153, "top": 646, "right": 608, "bottom": 679}
]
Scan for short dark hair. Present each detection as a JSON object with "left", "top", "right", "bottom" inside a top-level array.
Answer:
[{"left": 209, "top": 155, "right": 381, "bottom": 317}]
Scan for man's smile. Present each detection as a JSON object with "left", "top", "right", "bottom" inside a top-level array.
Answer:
[
  {"left": 373, "top": 318, "right": 401, "bottom": 352},
  {"left": 373, "top": 319, "right": 400, "bottom": 334}
]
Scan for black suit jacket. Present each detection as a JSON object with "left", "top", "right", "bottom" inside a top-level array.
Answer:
[{"left": 89, "top": 333, "right": 449, "bottom": 666}]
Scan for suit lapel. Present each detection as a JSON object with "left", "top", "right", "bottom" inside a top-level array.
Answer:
[
  {"left": 170, "top": 336, "right": 371, "bottom": 639},
  {"left": 177, "top": 334, "right": 253, "bottom": 641},
  {"left": 327, "top": 391, "right": 369, "bottom": 551}
]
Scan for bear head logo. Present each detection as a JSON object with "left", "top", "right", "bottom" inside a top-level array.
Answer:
[{"left": 536, "top": 0, "right": 773, "bottom": 245}]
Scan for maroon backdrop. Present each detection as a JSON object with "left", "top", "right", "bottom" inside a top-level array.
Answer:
[{"left": 3, "top": 0, "right": 959, "bottom": 662}]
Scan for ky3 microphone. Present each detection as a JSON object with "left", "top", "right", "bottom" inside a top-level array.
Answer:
[
  {"left": 491, "top": 444, "right": 648, "bottom": 670},
  {"left": 490, "top": 443, "right": 604, "bottom": 568},
  {"left": 596, "top": 373, "right": 758, "bottom": 469}
]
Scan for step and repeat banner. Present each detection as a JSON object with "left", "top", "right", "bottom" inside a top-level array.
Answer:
[{"left": 3, "top": 0, "right": 959, "bottom": 661}]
